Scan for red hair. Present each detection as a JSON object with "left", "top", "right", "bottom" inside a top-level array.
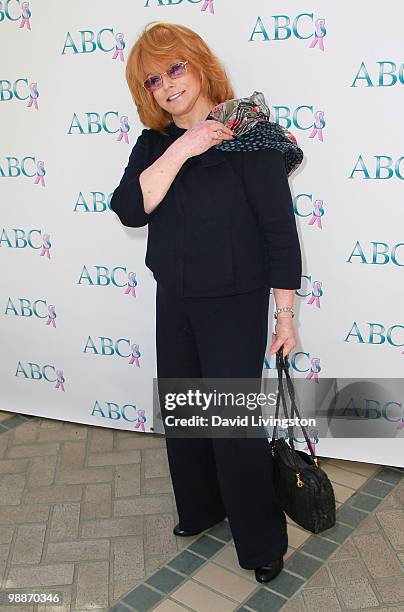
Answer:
[{"left": 125, "top": 21, "right": 235, "bottom": 134}]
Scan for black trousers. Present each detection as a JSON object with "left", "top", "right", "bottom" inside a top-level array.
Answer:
[{"left": 155, "top": 282, "right": 288, "bottom": 569}]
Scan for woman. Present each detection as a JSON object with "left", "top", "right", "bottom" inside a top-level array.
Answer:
[{"left": 110, "top": 21, "right": 302, "bottom": 584}]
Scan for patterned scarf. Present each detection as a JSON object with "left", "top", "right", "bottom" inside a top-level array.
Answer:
[{"left": 206, "top": 91, "right": 303, "bottom": 176}]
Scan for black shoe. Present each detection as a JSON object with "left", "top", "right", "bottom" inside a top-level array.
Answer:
[
  {"left": 173, "top": 523, "right": 205, "bottom": 537},
  {"left": 254, "top": 556, "right": 284, "bottom": 583},
  {"left": 173, "top": 515, "right": 227, "bottom": 537}
]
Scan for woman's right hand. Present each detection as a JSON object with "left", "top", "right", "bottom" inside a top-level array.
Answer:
[{"left": 176, "top": 119, "right": 234, "bottom": 159}]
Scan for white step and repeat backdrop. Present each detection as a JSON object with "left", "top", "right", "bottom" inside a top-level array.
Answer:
[{"left": 1, "top": 1, "right": 403, "bottom": 466}]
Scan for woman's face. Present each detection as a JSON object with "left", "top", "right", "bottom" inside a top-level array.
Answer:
[{"left": 146, "top": 58, "right": 203, "bottom": 120}]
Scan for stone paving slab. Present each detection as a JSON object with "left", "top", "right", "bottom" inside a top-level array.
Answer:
[
  {"left": 0, "top": 413, "right": 178, "bottom": 610},
  {"left": 0, "top": 410, "right": 403, "bottom": 611},
  {"left": 112, "top": 462, "right": 404, "bottom": 612}
]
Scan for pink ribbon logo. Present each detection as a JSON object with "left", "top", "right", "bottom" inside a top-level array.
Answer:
[
  {"left": 308, "top": 199, "right": 324, "bottom": 229},
  {"left": 112, "top": 33, "right": 125, "bottom": 62},
  {"left": 40, "top": 234, "right": 51, "bottom": 259},
  {"left": 201, "top": 0, "right": 215, "bottom": 14},
  {"left": 307, "top": 281, "right": 323, "bottom": 308},
  {"left": 27, "top": 82, "right": 39, "bottom": 109},
  {"left": 309, "top": 18, "right": 326, "bottom": 51},
  {"left": 117, "top": 116, "right": 130, "bottom": 144},
  {"left": 129, "top": 343, "right": 141, "bottom": 367},
  {"left": 19, "top": 1, "right": 32, "bottom": 30},
  {"left": 55, "top": 370, "right": 65, "bottom": 392},
  {"left": 306, "top": 358, "right": 321, "bottom": 383},
  {"left": 34, "top": 160, "right": 46, "bottom": 187},
  {"left": 46, "top": 304, "right": 57, "bottom": 328},
  {"left": 124, "top": 272, "right": 137, "bottom": 298},
  {"left": 308, "top": 111, "right": 325, "bottom": 142},
  {"left": 134, "top": 409, "right": 146, "bottom": 432}
]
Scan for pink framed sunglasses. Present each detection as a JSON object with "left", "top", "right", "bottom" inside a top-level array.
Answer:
[{"left": 143, "top": 60, "right": 189, "bottom": 92}]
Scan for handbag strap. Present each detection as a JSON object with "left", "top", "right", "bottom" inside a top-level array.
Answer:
[
  {"left": 271, "top": 354, "right": 303, "bottom": 476},
  {"left": 279, "top": 351, "right": 318, "bottom": 462},
  {"left": 271, "top": 355, "right": 295, "bottom": 447},
  {"left": 272, "top": 350, "right": 318, "bottom": 464}
]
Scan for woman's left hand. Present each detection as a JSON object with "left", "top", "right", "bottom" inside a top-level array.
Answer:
[{"left": 269, "top": 316, "right": 297, "bottom": 358}]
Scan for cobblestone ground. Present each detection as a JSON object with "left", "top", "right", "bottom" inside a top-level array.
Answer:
[{"left": 0, "top": 411, "right": 403, "bottom": 612}]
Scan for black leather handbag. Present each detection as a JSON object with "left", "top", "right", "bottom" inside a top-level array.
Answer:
[{"left": 269, "top": 349, "right": 336, "bottom": 533}]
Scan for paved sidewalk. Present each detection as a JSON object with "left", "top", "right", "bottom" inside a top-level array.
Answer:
[
  {"left": 113, "top": 462, "right": 404, "bottom": 612},
  {"left": 0, "top": 410, "right": 403, "bottom": 611},
  {"left": 0, "top": 412, "right": 179, "bottom": 610}
]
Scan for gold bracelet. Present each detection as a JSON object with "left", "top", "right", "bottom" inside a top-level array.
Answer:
[{"left": 274, "top": 307, "right": 294, "bottom": 319}]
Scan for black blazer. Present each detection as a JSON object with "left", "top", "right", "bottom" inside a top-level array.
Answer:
[{"left": 110, "top": 121, "right": 302, "bottom": 297}]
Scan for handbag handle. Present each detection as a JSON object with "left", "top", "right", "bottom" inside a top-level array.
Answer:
[
  {"left": 271, "top": 349, "right": 318, "bottom": 465},
  {"left": 271, "top": 354, "right": 295, "bottom": 446},
  {"left": 270, "top": 353, "right": 304, "bottom": 480},
  {"left": 277, "top": 350, "right": 318, "bottom": 464}
]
